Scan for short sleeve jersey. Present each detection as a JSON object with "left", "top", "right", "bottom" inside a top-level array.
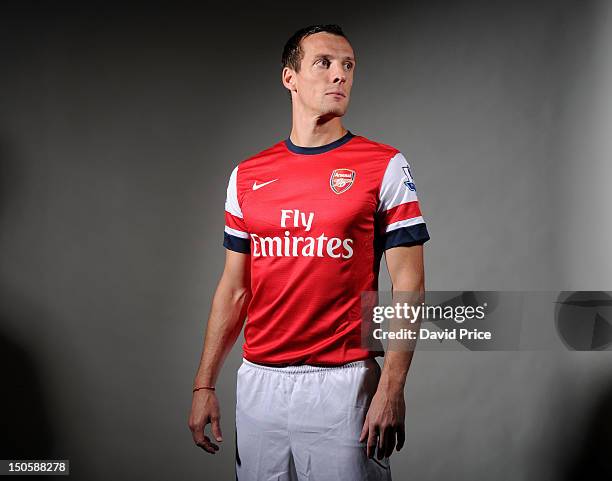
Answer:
[{"left": 223, "top": 130, "right": 430, "bottom": 365}]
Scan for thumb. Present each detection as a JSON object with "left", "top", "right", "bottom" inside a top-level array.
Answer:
[{"left": 211, "top": 418, "right": 223, "bottom": 442}]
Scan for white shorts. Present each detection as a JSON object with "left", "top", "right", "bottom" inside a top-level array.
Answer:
[{"left": 235, "top": 357, "right": 392, "bottom": 481}]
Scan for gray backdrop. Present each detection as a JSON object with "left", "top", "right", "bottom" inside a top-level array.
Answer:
[{"left": 1, "top": 1, "right": 611, "bottom": 480}]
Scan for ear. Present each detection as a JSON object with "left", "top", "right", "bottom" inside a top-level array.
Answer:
[{"left": 281, "top": 67, "right": 297, "bottom": 93}]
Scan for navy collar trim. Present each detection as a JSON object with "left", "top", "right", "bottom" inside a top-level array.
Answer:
[{"left": 284, "top": 130, "right": 355, "bottom": 155}]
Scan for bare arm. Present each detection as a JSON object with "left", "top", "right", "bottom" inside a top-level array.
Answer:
[
  {"left": 188, "top": 249, "right": 251, "bottom": 454},
  {"left": 360, "top": 244, "right": 425, "bottom": 459}
]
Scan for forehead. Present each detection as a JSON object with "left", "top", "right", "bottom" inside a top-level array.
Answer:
[{"left": 300, "top": 32, "right": 354, "bottom": 59}]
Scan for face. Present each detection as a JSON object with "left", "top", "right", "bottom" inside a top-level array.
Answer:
[{"left": 285, "top": 32, "right": 356, "bottom": 118}]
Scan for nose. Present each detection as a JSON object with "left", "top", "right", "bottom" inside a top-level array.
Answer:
[{"left": 331, "top": 61, "right": 347, "bottom": 84}]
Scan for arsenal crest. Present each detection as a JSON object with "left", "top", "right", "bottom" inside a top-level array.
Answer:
[{"left": 329, "top": 168, "right": 356, "bottom": 194}]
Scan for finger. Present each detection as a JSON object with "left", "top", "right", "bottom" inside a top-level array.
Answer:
[
  {"left": 384, "top": 428, "right": 396, "bottom": 458},
  {"left": 211, "top": 417, "right": 223, "bottom": 442},
  {"left": 359, "top": 414, "right": 369, "bottom": 443},
  {"left": 196, "top": 435, "right": 219, "bottom": 454},
  {"left": 377, "top": 427, "right": 386, "bottom": 460},
  {"left": 191, "top": 422, "right": 206, "bottom": 445},
  {"left": 367, "top": 425, "right": 378, "bottom": 459},
  {"left": 396, "top": 424, "right": 405, "bottom": 452}
]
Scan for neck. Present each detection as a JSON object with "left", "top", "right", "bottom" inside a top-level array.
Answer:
[{"left": 289, "top": 107, "right": 347, "bottom": 147}]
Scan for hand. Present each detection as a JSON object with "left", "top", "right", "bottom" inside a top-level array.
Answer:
[
  {"left": 188, "top": 390, "right": 223, "bottom": 454},
  {"left": 359, "top": 388, "right": 406, "bottom": 460}
]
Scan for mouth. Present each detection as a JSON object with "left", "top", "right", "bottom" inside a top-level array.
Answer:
[{"left": 326, "top": 92, "right": 346, "bottom": 98}]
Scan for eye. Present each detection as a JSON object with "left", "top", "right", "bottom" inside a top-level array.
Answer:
[
  {"left": 345, "top": 62, "right": 354, "bottom": 70},
  {"left": 317, "top": 58, "right": 330, "bottom": 67}
]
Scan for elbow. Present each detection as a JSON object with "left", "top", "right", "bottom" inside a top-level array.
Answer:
[
  {"left": 392, "top": 276, "right": 425, "bottom": 302},
  {"left": 393, "top": 276, "right": 424, "bottom": 293},
  {"left": 231, "top": 286, "right": 251, "bottom": 306}
]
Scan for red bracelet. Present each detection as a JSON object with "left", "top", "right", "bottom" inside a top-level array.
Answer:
[{"left": 193, "top": 385, "right": 215, "bottom": 393}]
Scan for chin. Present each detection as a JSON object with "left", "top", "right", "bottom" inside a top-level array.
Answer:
[{"left": 322, "top": 105, "right": 346, "bottom": 117}]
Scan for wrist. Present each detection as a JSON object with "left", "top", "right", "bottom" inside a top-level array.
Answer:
[{"left": 377, "top": 375, "right": 405, "bottom": 396}]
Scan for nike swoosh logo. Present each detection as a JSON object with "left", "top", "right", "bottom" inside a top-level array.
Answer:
[{"left": 252, "top": 179, "right": 279, "bottom": 190}]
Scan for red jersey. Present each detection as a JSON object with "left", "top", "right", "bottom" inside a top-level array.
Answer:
[{"left": 223, "top": 131, "right": 430, "bottom": 365}]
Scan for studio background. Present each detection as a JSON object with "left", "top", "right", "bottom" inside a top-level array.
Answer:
[{"left": 1, "top": 1, "right": 611, "bottom": 480}]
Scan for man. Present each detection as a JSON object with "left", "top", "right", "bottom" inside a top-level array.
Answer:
[{"left": 189, "top": 24, "right": 430, "bottom": 480}]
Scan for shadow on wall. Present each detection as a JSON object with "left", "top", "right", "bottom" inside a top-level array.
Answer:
[
  {"left": 561, "top": 379, "right": 612, "bottom": 480},
  {"left": 0, "top": 326, "right": 56, "bottom": 458},
  {"left": 0, "top": 137, "right": 58, "bottom": 463}
]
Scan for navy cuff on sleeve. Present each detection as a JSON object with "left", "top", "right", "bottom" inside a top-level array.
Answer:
[
  {"left": 223, "top": 232, "right": 251, "bottom": 254},
  {"left": 383, "top": 223, "right": 430, "bottom": 250}
]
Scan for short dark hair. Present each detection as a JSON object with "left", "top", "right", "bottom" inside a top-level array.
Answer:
[{"left": 281, "top": 24, "right": 349, "bottom": 74}]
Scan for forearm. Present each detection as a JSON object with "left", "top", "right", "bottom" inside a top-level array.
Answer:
[
  {"left": 192, "top": 278, "right": 250, "bottom": 388},
  {"left": 378, "top": 281, "right": 425, "bottom": 394}
]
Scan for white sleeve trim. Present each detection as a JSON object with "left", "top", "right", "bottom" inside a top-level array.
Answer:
[
  {"left": 224, "top": 164, "right": 243, "bottom": 218},
  {"left": 377, "top": 152, "right": 420, "bottom": 213},
  {"left": 385, "top": 216, "right": 425, "bottom": 233},
  {"left": 224, "top": 225, "right": 249, "bottom": 239}
]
